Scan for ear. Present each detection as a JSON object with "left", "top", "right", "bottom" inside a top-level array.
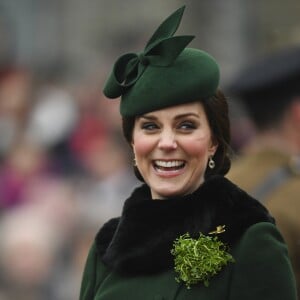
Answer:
[
  {"left": 209, "top": 135, "right": 219, "bottom": 156},
  {"left": 209, "top": 142, "right": 218, "bottom": 156},
  {"left": 131, "top": 143, "right": 136, "bottom": 158},
  {"left": 284, "top": 98, "right": 300, "bottom": 135},
  {"left": 290, "top": 98, "right": 300, "bottom": 124}
]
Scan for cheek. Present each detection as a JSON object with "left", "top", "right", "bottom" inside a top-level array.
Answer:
[
  {"left": 134, "top": 142, "right": 151, "bottom": 157},
  {"left": 183, "top": 137, "right": 212, "bottom": 158},
  {"left": 132, "top": 133, "right": 155, "bottom": 157}
]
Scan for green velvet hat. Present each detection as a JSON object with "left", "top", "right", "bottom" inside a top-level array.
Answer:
[{"left": 103, "top": 6, "right": 220, "bottom": 117}]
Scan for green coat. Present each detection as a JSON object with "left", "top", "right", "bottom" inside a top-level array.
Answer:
[{"left": 80, "top": 176, "right": 297, "bottom": 300}]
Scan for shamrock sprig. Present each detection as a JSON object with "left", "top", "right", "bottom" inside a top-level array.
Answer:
[{"left": 171, "top": 228, "right": 234, "bottom": 289}]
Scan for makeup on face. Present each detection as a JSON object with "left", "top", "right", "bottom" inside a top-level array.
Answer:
[{"left": 132, "top": 102, "right": 217, "bottom": 199}]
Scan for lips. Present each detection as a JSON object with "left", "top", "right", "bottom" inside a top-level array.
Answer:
[{"left": 153, "top": 160, "right": 186, "bottom": 172}]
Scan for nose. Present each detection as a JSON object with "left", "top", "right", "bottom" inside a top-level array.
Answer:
[{"left": 158, "top": 130, "right": 177, "bottom": 150}]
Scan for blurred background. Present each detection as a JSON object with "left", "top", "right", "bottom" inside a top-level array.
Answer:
[{"left": 0, "top": 0, "right": 300, "bottom": 299}]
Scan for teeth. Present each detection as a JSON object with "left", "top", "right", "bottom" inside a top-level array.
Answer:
[{"left": 155, "top": 160, "right": 185, "bottom": 168}]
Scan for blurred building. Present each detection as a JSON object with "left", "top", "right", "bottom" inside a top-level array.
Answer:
[{"left": 1, "top": 0, "right": 299, "bottom": 83}]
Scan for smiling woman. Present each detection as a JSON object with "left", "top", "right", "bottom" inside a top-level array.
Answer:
[
  {"left": 131, "top": 102, "right": 217, "bottom": 199},
  {"left": 79, "top": 5, "right": 297, "bottom": 300},
  {"left": 122, "top": 90, "right": 231, "bottom": 184}
]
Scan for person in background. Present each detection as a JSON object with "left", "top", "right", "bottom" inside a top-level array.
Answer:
[
  {"left": 80, "top": 6, "right": 297, "bottom": 299},
  {"left": 226, "top": 46, "right": 300, "bottom": 298},
  {"left": 0, "top": 66, "right": 32, "bottom": 162},
  {"left": 0, "top": 207, "right": 59, "bottom": 300}
]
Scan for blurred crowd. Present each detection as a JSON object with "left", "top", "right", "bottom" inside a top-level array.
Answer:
[
  {"left": 1, "top": 1, "right": 300, "bottom": 299},
  {"left": 0, "top": 64, "right": 139, "bottom": 299}
]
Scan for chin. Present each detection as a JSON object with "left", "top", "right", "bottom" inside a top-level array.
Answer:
[{"left": 151, "top": 185, "right": 188, "bottom": 199}]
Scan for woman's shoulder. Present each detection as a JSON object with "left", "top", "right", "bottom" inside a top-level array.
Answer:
[
  {"left": 237, "top": 221, "right": 286, "bottom": 247},
  {"left": 229, "top": 221, "right": 297, "bottom": 299}
]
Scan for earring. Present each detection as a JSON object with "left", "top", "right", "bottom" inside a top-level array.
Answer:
[
  {"left": 133, "top": 157, "right": 137, "bottom": 167},
  {"left": 208, "top": 156, "right": 215, "bottom": 169}
]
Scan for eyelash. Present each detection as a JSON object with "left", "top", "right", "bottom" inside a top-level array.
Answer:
[
  {"left": 178, "top": 121, "right": 196, "bottom": 130},
  {"left": 140, "top": 121, "right": 197, "bottom": 131},
  {"left": 141, "top": 122, "right": 158, "bottom": 130}
]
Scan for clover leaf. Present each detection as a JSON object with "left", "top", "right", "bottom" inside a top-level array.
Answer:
[{"left": 171, "top": 232, "right": 234, "bottom": 289}]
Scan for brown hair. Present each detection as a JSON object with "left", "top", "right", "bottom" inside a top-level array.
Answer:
[{"left": 122, "top": 89, "right": 231, "bottom": 182}]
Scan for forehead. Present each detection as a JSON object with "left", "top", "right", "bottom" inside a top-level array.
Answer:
[{"left": 140, "top": 102, "right": 205, "bottom": 119}]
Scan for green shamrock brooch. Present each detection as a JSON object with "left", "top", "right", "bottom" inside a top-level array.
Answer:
[{"left": 171, "top": 225, "right": 235, "bottom": 289}]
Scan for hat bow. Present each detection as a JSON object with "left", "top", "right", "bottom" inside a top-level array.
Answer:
[{"left": 103, "top": 6, "right": 194, "bottom": 99}]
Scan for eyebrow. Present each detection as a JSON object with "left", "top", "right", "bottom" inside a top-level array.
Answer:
[{"left": 139, "top": 112, "right": 200, "bottom": 121}]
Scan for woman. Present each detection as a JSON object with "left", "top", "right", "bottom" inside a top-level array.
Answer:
[{"left": 80, "top": 6, "right": 297, "bottom": 300}]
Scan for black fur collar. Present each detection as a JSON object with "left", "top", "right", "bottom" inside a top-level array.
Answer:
[{"left": 95, "top": 176, "right": 274, "bottom": 275}]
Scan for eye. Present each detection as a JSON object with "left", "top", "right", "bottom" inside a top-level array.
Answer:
[
  {"left": 178, "top": 121, "right": 197, "bottom": 130},
  {"left": 141, "top": 122, "right": 159, "bottom": 131}
]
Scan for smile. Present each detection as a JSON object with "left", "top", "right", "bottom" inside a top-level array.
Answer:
[{"left": 153, "top": 160, "right": 186, "bottom": 172}]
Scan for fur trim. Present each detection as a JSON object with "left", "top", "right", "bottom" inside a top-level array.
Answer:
[{"left": 95, "top": 176, "right": 274, "bottom": 275}]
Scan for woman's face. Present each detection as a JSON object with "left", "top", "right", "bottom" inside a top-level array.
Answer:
[{"left": 132, "top": 102, "right": 218, "bottom": 199}]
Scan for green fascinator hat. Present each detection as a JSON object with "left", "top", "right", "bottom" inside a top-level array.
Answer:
[{"left": 103, "top": 6, "right": 220, "bottom": 117}]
